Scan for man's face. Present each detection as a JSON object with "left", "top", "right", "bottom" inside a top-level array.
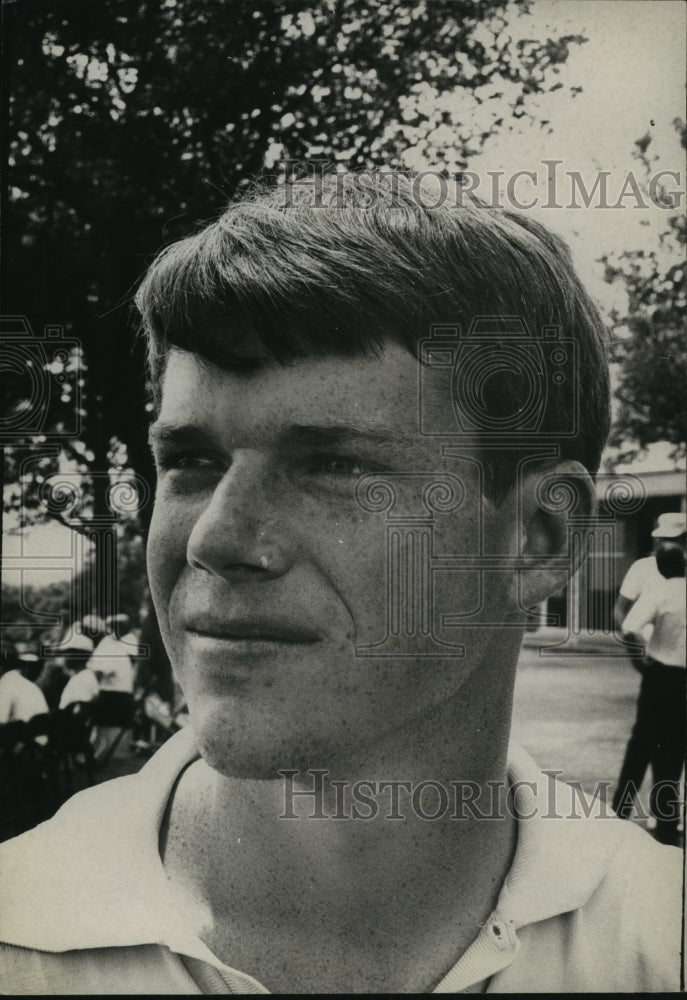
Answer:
[
  {"left": 147, "top": 345, "right": 523, "bottom": 777},
  {"left": 654, "top": 538, "right": 686, "bottom": 556}
]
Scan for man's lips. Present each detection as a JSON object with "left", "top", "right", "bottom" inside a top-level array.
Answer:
[{"left": 184, "top": 618, "right": 323, "bottom": 644}]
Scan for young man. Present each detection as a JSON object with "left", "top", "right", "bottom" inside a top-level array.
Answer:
[{"left": 0, "top": 174, "right": 681, "bottom": 993}]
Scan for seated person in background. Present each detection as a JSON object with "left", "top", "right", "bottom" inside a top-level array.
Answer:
[
  {"left": 614, "top": 544, "right": 686, "bottom": 845},
  {"left": 78, "top": 614, "right": 108, "bottom": 647},
  {"left": 88, "top": 614, "right": 139, "bottom": 693},
  {"left": 86, "top": 614, "right": 140, "bottom": 758},
  {"left": 0, "top": 651, "right": 49, "bottom": 725},
  {"left": 38, "top": 630, "right": 95, "bottom": 711},
  {"left": 132, "top": 606, "right": 178, "bottom": 750},
  {"left": 0, "top": 173, "right": 681, "bottom": 993},
  {"left": 58, "top": 659, "right": 101, "bottom": 711},
  {"left": 135, "top": 607, "right": 175, "bottom": 705}
]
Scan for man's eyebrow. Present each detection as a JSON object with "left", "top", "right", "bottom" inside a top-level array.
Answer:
[
  {"left": 148, "top": 421, "right": 412, "bottom": 450},
  {"left": 148, "top": 422, "right": 211, "bottom": 448}
]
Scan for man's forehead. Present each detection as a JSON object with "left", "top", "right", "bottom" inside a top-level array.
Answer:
[{"left": 156, "top": 345, "right": 437, "bottom": 437}]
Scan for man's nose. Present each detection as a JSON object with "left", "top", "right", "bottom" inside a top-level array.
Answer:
[{"left": 186, "top": 455, "right": 292, "bottom": 579}]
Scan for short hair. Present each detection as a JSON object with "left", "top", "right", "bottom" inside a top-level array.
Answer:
[
  {"left": 135, "top": 172, "right": 610, "bottom": 502},
  {"left": 656, "top": 545, "right": 686, "bottom": 579}
]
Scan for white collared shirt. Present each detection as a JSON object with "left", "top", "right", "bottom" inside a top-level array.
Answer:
[
  {"left": 0, "top": 728, "right": 681, "bottom": 993},
  {"left": 622, "top": 577, "right": 686, "bottom": 667}
]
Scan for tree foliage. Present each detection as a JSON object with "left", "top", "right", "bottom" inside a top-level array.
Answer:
[
  {"left": 602, "top": 125, "right": 687, "bottom": 465},
  {"left": 4, "top": 0, "right": 588, "bottom": 533},
  {"left": 1, "top": 523, "right": 147, "bottom": 651},
  {"left": 1, "top": 580, "right": 74, "bottom": 650},
  {"left": 2, "top": 0, "right": 594, "bottom": 631}
]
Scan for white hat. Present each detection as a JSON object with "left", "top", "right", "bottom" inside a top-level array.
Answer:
[
  {"left": 81, "top": 614, "right": 105, "bottom": 634},
  {"left": 651, "top": 512, "right": 687, "bottom": 539},
  {"left": 61, "top": 631, "right": 95, "bottom": 653}
]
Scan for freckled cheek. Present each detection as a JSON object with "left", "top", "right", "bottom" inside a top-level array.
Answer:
[
  {"left": 146, "top": 500, "right": 191, "bottom": 614},
  {"left": 317, "top": 519, "right": 389, "bottom": 640}
]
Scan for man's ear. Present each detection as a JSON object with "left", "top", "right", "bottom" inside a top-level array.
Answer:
[{"left": 518, "top": 460, "right": 597, "bottom": 610}]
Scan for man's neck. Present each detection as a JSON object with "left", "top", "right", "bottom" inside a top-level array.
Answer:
[{"left": 160, "top": 640, "right": 520, "bottom": 991}]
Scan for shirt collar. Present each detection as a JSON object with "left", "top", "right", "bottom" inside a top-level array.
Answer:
[
  {"left": 434, "top": 744, "right": 628, "bottom": 992},
  {"left": 0, "top": 727, "right": 198, "bottom": 953},
  {"left": 495, "top": 742, "right": 624, "bottom": 927},
  {"left": 0, "top": 731, "right": 627, "bottom": 962}
]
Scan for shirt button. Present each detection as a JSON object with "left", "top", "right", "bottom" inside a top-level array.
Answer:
[{"left": 488, "top": 919, "right": 514, "bottom": 951}]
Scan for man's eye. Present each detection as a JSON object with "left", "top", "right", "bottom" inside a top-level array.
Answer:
[
  {"left": 156, "top": 452, "right": 223, "bottom": 474},
  {"left": 307, "top": 456, "right": 374, "bottom": 478}
]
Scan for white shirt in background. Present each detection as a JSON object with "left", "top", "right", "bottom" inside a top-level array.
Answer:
[
  {"left": 88, "top": 633, "right": 138, "bottom": 693},
  {"left": 619, "top": 555, "right": 661, "bottom": 602},
  {"left": 622, "top": 577, "right": 686, "bottom": 668},
  {"left": 619, "top": 555, "right": 662, "bottom": 643},
  {"left": 59, "top": 669, "right": 101, "bottom": 709},
  {"left": 0, "top": 670, "right": 49, "bottom": 724}
]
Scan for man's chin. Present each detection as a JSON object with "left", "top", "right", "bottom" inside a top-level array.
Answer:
[{"left": 190, "top": 721, "right": 328, "bottom": 782}]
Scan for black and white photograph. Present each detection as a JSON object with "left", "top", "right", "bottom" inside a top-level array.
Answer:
[{"left": 0, "top": 0, "right": 685, "bottom": 992}]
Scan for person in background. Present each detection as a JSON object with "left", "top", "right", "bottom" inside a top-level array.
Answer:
[
  {"left": 79, "top": 615, "right": 107, "bottom": 647},
  {"left": 613, "top": 543, "right": 686, "bottom": 845},
  {"left": 614, "top": 512, "right": 686, "bottom": 643},
  {"left": 132, "top": 606, "right": 177, "bottom": 751},
  {"left": 87, "top": 614, "right": 139, "bottom": 694},
  {"left": 87, "top": 614, "right": 139, "bottom": 760},
  {"left": 58, "top": 659, "right": 101, "bottom": 711},
  {"left": 37, "top": 630, "right": 95, "bottom": 711},
  {"left": 134, "top": 606, "right": 175, "bottom": 708},
  {"left": 0, "top": 651, "right": 49, "bottom": 725}
]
